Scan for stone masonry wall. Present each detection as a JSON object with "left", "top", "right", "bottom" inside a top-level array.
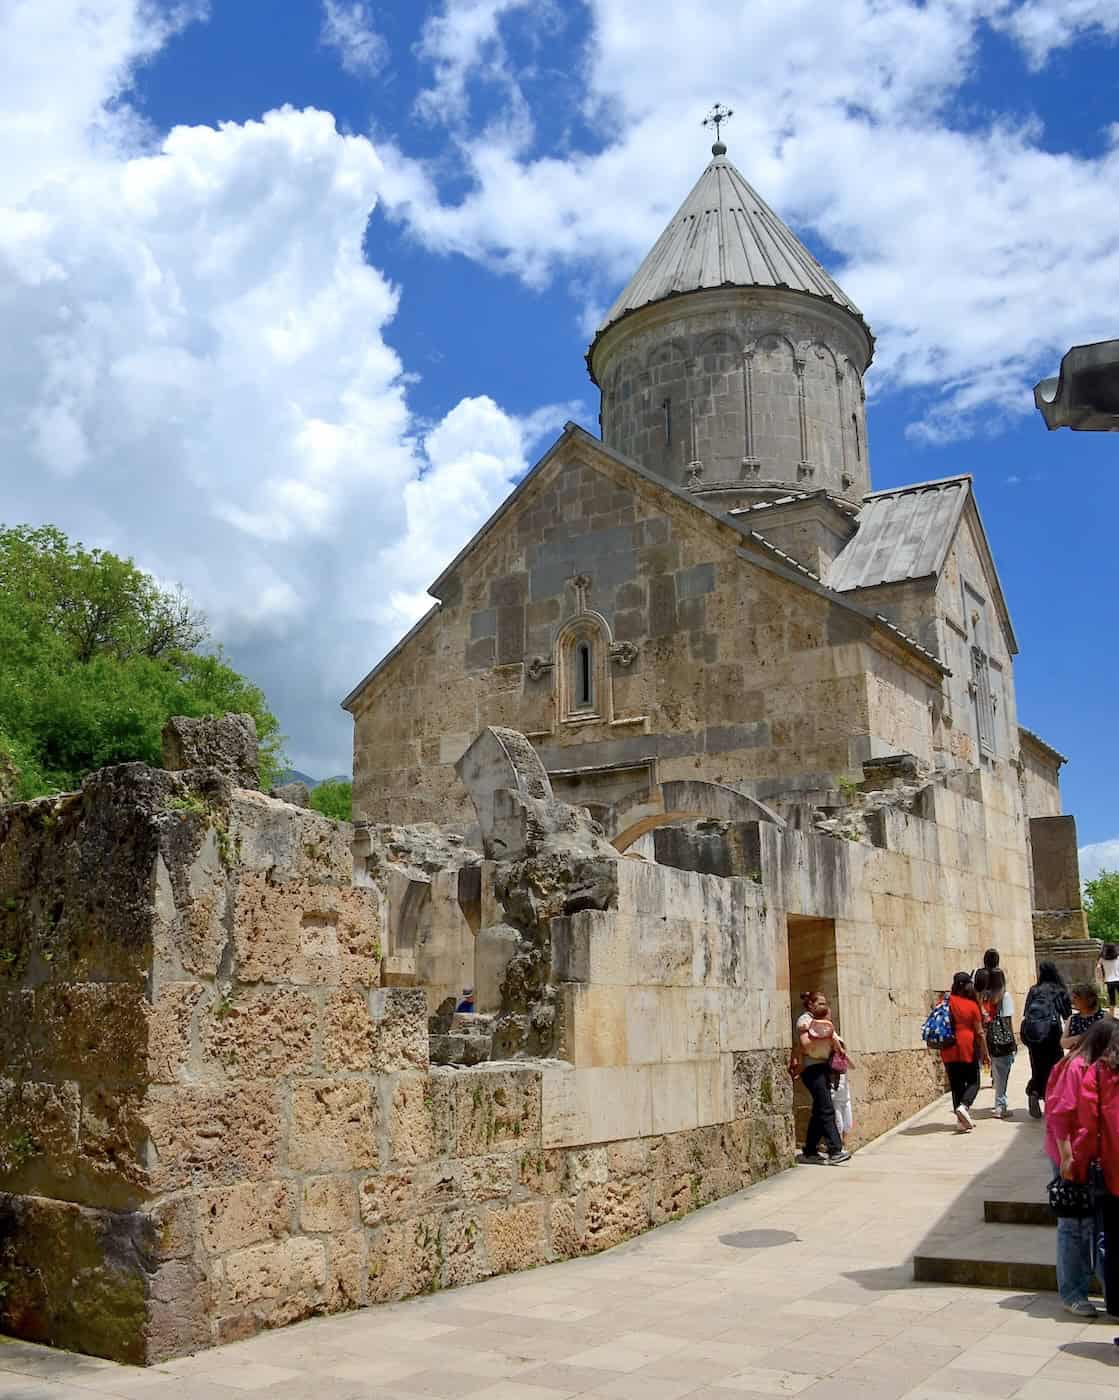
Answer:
[
  {"left": 0, "top": 766, "right": 794, "bottom": 1365},
  {"left": 351, "top": 437, "right": 908, "bottom": 829}
]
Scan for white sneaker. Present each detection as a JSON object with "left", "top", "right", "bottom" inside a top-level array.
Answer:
[
  {"left": 1064, "top": 1299, "right": 1098, "bottom": 1318},
  {"left": 955, "top": 1106, "right": 975, "bottom": 1131}
]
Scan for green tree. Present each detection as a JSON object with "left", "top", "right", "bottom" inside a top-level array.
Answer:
[
  {"left": 0, "top": 524, "right": 285, "bottom": 798},
  {"left": 309, "top": 779, "right": 352, "bottom": 822},
  {"left": 1085, "top": 870, "right": 1119, "bottom": 945}
]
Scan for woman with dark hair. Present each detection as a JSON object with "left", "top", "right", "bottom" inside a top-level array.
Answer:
[
  {"left": 973, "top": 948, "right": 1000, "bottom": 999},
  {"left": 1098, "top": 943, "right": 1119, "bottom": 1013},
  {"left": 981, "top": 968, "right": 1017, "bottom": 1119},
  {"left": 941, "top": 972, "right": 989, "bottom": 1131},
  {"left": 1022, "top": 962, "right": 1071, "bottom": 1119},
  {"left": 1068, "top": 1019, "right": 1119, "bottom": 1323},
  {"left": 792, "top": 991, "right": 851, "bottom": 1165}
]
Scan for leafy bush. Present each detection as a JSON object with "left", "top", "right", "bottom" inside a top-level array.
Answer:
[{"left": 0, "top": 524, "right": 285, "bottom": 797}]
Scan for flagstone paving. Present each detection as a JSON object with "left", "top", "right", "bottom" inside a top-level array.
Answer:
[{"left": 3, "top": 1061, "right": 1119, "bottom": 1400}]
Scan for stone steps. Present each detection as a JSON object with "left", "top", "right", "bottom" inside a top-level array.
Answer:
[
  {"left": 983, "top": 1196, "right": 1054, "bottom": 1227},
  {"left": 913, "top": 1222, "right": 1057, "bottom": 1291}
]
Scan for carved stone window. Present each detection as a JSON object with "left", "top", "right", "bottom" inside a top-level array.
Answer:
[{"left": 556, "top": 613, "right": 612, "bottom": 724}]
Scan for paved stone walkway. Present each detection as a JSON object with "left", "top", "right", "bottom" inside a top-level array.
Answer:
[{"left": 4, "top": 1062, "right": 1119, "bottom": 1400}]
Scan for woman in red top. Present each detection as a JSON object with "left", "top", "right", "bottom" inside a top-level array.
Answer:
[
  {"left": 941, "top": 972, "right": 990, "bottom": 1131},
  {"left": 1068, "top": 1032, "right": 1119, "bottom": 1320}
]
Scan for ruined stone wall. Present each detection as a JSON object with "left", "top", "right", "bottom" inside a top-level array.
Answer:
[
  {"left": 0, "top": 766, "right": 794, "bottom": 1366},
  {"left": 352, "top": 440, "right": 896, "bottom": 828}
]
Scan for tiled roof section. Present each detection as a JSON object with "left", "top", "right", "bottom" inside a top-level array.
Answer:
[
  {"left": 828, "top": 476, "right": 972, "bottom": 593},
  {"left": 595, "top": 153, "right": 869, "bottom": 340},
  {"left": 1018, "top": 726, "right": 1069, "bottom": 766},
  {"left": 745, "top": 531, "right": 946, "bottom": 672}
]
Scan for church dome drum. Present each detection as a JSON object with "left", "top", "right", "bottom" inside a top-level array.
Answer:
[{"left": 587, "top": 143, "right": 875, "bottom": 509}]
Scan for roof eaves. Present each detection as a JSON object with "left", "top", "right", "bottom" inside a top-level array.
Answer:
[
  {"left": 1018, "top": 726, "right": 1069, "bottom": 767},
  {"left": 960, "top": 493, "right": 1019, "bottom": 657},
  {"left": 742, "top": 531, "right": 949, "bottom": 675}
]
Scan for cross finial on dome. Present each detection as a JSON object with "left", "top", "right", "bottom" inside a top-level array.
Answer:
[{"left": 702, "top": 102, "right": 733, "bottom": 156}]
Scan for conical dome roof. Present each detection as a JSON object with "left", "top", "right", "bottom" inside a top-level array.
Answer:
[{"left": 590, "top": 148, "right": 871, "bottom": 368}]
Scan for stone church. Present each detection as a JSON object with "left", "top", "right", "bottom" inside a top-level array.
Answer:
[
  {"left": 0, "top": 142, "right": 1095, "bottom": 1368},
  {"left": 343, "top": 136, "right": 1076, "bottom": 882}
]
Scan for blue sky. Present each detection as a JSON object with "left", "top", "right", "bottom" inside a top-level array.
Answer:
[{"left": 1, "top": 0, "right": 1117, "bottom": 861}]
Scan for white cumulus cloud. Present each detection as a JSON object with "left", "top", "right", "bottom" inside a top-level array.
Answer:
[
  {"left": 0, "top": 0, "right": 547, "bottom": 778},
  {"left": 1080, "top": 840, "right": 1119, "bottom": 883},
  {"left": 378, "top": 0, "right": 1119, "bottom": 439}
]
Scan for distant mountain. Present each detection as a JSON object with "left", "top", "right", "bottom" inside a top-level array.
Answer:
[
  {"left": 276, "top": 769, "right": 351, "bottom": 790},
  {"left": 277, "top": 768, "right": 319, "bottom": 789}
]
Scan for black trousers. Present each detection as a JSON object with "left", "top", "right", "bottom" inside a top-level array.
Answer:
[
  {"left": 1098, "top": 1192, "right": 1119, "bottom": 1316},
  {"left": 946, "top": 1060, "right": 979, "bottom": 1111},
  {"left": 802, "top": 1060, "right": 842, "bottom": 1157},
  {"left": 1108, "top": 981, "right": 1119, "bottom": 1009},
  {"left": 1026, "top": 1032, "right": 1063, "bottom": 1099}
]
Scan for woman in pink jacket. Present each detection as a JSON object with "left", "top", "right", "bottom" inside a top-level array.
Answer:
[
  {"left": 1069, "top": 1021, "right": 1119, "bottom": 1321},
  {"left": 1051, "top": 1019, "right": 1118, "bottom": 1316}
]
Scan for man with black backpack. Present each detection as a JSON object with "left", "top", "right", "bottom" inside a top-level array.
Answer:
[{"left": 1021, "top": 961, "right": 1072, "bottom": 1118}]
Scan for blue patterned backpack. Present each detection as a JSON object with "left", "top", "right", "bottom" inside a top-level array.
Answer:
[{"left": 921, "top": 997, "right": 956, "bottom": 1050}]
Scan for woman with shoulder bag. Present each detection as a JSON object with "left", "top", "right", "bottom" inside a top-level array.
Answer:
[
  {"left": 1050, "top": 1019, "right": 1118, "bottom": 1317},
  {"left": 982, "top": 969, "right": 1017, "bottom": 1120},
  {"left": 941, "top": 972, "right": 989, "bottom": 1132},
  {"left": 792, "top": 991, "right": 852, "bottom": 1165},
  {"left": 1068, "top": 1019, "right": 1119, "bottom": 1327}
]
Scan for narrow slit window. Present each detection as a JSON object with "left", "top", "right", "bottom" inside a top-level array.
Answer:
[
  {"left": 576, "top": 641, "right": 593, "bottom": 707},
  {"left": 663, "top": 398, "right": 672, "bottom": 445},
  {"left": 852, "top": 412, "right": 861, "bottom": 461}
]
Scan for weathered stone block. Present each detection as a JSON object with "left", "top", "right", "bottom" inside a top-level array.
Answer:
[
  {"left": 0, "top": 1194, "right": 149, "bottom": 1364},
  {"left": 200, "top": 988, "right": 317, "bottom": 1078},
  {"left": 162, "top": 714, "right": 258, "bottom": 788},
  {"left": 484, "top": 1201, "right": 548, "bottom": 1273},
  {"left": 324, "top": 1229, "right": 365, "bottom": 1311},
  {"left": 289, "top": 1080, "right": 379, "bottom": 1173},
  {"left": 146, "top": 1086, "right": 283, "bottom": 1191},
  {"left": 369, "top": 988, "right": 429, "bottom": 1072},
  {"left": 199, "top": 1181, "right": 293, "bottom": 1255},
  {"left": 389, "top": 1075, "right": 437, "bottom": 1165},
  {"left": 581, "top": 1179, "right": 649, "bottom": 1253},
  {"left": 218, "top": 1236, "right": 325, "bottom": 1309},
  {"left": 441, "top": 1208, "right": 491, "bottom": 1287},
  {"left": 453, "top": 1065, "right": 542, "bottom": 1156},
  {"left": 366, "top": 1215, "right": 441, "bottom": 1303},
  {"left": 232, "top": 875, "right": 381, "bottom": 987},
  {"left": 300, "top": 1176, "right": 357, "bottom": 1234},
  {"left": 0, "top": 1078, "right": 80, "bottom": 1192},
  {"left": 323, "top": 989, "right": 375, "bottom": 1072}
]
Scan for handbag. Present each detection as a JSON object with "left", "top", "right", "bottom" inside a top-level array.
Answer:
[
  {"left": 1051, "top": 1063, "right": 1108, "bottom": 1221},
  {"left": 986, "top": 1014, "right": 1016, "bottom": 1058},
  {"left": 1048, "top": 1173, "right": 1093, "bottom": 1219},
  {"left": 828, "top": 1047, "right": 850, "bottom": 1074}
]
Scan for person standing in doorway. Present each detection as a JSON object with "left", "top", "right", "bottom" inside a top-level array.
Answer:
[
  {"left": 1022, "top": 962, "right": 1072, "bottom": 1118},
  {"left": 981, "top": 968, "right": 1017, "bottom": 1119},
  {"left": 793, "top": 992, "right": 851, "bottom": 1165},
  {"left": 941, "top": 972, "right": 989, "bottom": 1131},
  {"left": 1097, "top": 944, "right": 1119, "bottom": 1015}
]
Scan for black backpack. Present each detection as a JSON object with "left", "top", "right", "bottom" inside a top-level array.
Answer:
[{"left": 1020, "top": 988, "right": 1060, "bottom": 1046}]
